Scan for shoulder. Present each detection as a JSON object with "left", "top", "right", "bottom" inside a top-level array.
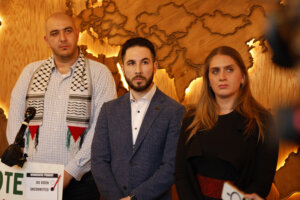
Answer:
[
  {"left": 87, "top": 58, "right": 112, "bottom": 75},
  {"left": 239, "top": 108, "right": 273, "bottom": 128},
  {"left": 180, "top": 115, "right": 195, "bottom": 143},
  {"left": 86, "top": 58, "right": 115, "bottom": 90},
  {"left": 103, "top": 92, "right": 129, "bottom": 107},
  {"left": 182, "top": 115, "right": 194, "bottom": 128},
  {"left": 155, "top": 88, "right": 185, "bottom": 110},
  {"left": 23, "top": 59, "right": 47, "bottom": 73},
  {"left": 16, "top": 59, "right": 47, "bottom": 81}
]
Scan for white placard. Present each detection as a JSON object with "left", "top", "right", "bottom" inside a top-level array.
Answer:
[
  {"left": 221, "top": 182, "right": 245, "bottom": 200},
  {"left": 0, "top": 159, "right": 64, "bottom": 200}
]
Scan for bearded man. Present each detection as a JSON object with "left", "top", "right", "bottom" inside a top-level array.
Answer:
[{"left": 91, "top": 37, "right": 185, "bottom": 200}]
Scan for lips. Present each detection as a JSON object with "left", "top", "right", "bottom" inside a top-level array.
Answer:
[
  {"left": 133, "top": 76, "right": 146, "bottom": 81},
  {"left": 218, "top": 84, "right": 229, "bottom": 89}
]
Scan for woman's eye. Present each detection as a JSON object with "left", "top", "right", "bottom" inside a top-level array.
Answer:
[
  {"left": 226, "top": 68, "right": 233, "bottom": 72},
  {"left": 211, "top": 69, "right": 219, "bottom": 74}
]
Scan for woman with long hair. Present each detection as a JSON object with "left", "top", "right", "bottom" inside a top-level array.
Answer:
[{"left": 175, "top": 46, "right": 278, "bottom": 200}]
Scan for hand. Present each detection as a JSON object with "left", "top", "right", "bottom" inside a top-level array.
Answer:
[
  {"left": 120, "top": 197, "right": 131, "bottom": 200},
  {"left": 243, "top": 193, "right": 264, "bottom": 200},
  {"left": 63, "top": 170, "right": 73, "bottom": 190}
]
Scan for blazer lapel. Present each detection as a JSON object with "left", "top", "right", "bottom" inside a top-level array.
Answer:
[
  {"left": 131, "top": 89, "right": 164, "bottom": 157},
  {"left": 118, "top": 93, "right": 134, "bottom": 150}
]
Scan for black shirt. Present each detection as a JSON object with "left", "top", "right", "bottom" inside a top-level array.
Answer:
[{"left": 175, "top": 110, "right": 279, "bottom": 200}]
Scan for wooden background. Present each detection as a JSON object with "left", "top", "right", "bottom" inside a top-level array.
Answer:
[
  {"left": 0, "top": 0, "right": 299, "bottom": 198},
  {"left": 0, "top": 0, "right": 67, "bottom": 115},
  {"left": 1, "top": 0, "right": 299, "bottom": 112}
]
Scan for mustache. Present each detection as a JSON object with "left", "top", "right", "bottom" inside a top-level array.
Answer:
[{"left": 133, "top": 75, "right": 146, "bottom": 80}]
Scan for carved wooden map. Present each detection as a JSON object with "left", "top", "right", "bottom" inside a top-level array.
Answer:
[{"left": 66, "top": 0, "right": 276, "bottom": 101}]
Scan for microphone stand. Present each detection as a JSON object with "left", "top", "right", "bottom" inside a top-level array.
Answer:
[{"left": 1, "top": 107, "right": 36, "bottom": 167}]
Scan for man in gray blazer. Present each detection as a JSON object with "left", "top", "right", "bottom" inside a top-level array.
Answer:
[{"left": 91, "top": 37, "right": 185, "bottom": 200}]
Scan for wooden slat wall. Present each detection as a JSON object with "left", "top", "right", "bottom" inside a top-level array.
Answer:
[
  {"left": 0, "top": 0, "right": 66, "bottom": 115},
  {"left": 0, "top": 108, "right": 8, "bottom": 156}
]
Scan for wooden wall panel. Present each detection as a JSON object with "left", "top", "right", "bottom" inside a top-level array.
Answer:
[
  {"left": 0, "top": 108, "right": 8, "bottom": 157},
  {"left": 71, "top": 0, "right": 283, "bottom": 102},
  {"left": 1, "top": 0, "right": 294, "bottom": 113},
  {"left": 0, "top": 0, "right": 66, "bottom": 115}
]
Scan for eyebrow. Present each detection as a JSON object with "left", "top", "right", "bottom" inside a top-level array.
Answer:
[
  {"left": 64, "top": 26, "right": 73, "bottom": 30},
  {"left": 210, "top": 64, "right": 233, "bottom": 69},
  {"left": 126, "top": 57, "right": 150, "bottom": 63},
  {"left": 49, "top": 26, "right": 73, "bottom": 34},
  {"left": 126, "top": 59, "right": 135, "bottom": 63},
  {"left": 141, "top": 57, "right": 150, "bottom": 61}
]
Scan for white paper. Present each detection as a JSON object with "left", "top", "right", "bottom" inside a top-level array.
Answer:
[
  {"left": 26, "top": 173, "right": 60, "bottom": 200},
  {"left": 0, "top": 160, "right": 64, "bottom": 200},
  {"left": 221, "top": 182, "right": 245, "bottom": 200}
]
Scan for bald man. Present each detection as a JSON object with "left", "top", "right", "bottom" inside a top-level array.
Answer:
[{"left": 6, "top": 12, "right": 116, "bottom": 199}]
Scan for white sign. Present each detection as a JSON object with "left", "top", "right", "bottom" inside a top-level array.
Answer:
[
  {"left": 0, "top": 159, "right": 64, "bottom": 200},
  {"left": 221, "top": 182, "right": 245, "bottom": 200}
]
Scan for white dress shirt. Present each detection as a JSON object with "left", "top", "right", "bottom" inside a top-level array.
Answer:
[
  {"left": 7, "top": 57, "right": 116, "bottom": 180},
  {"left": 130, "top": 85, "right": 156, "bottom": 144}
]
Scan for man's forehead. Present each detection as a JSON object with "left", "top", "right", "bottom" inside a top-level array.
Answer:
[
  {"left": 45, "top": 14, "right": 75, "bottom": 32},
  {"left": 46, "top": 12, "right": 72, "bottom": 22},
  {"left": 124, "top": 55, "right": 151, "bottom": 62},
  {"left": 123, "top": 46, "right": 153, "bottom": 60}
]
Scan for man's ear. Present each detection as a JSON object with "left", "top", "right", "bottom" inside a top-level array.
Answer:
[
  {"left": 75, "top": 29, "right": 80, "bottom": 40},
  {"left": 154, "top": 61, "right": 158, "bottom": 73},
  {"left": 44, "top": 35, "right": 50, "bottom": 47}
]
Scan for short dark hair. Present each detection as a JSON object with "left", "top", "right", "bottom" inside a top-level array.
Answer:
[{"left": 121, "top": 37, "right": 156, "bottom": 62}]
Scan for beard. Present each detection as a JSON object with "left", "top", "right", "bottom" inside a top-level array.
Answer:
[{"left": 125, "top": 73, "right": 154, "bottom": 92}]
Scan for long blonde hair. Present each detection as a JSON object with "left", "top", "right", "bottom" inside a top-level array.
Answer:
[{"left": 186, "top": 46, "right": 269, "bottom": 142}]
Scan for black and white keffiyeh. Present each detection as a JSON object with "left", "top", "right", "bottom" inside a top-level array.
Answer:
[{"left": 25, "top": 51, "right": 92, "bottom": 156}]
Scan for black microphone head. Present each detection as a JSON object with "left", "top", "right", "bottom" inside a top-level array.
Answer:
[
  {"left": 24, "top": 107, "right": 36, "bottom": 121},
  {"left": 266, "top": 0, "right": 300, "bottom": 68}
]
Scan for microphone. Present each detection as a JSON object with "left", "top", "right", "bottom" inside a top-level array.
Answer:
[
  {"left": 14, "top": 107, "right": 36, "bottom": 147},
  {"left": 1, "top": 107, "right": 36, "bottom": 167},
  {"left": 275, "top": 106, "right": 300, "bottom": 144}
]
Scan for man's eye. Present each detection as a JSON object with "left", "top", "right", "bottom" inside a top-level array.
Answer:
[
  {"left": 65, "top": 28, "right": 73, "bottom": 33},
  {"left": 50, "top": 32, "right": 58, "bottom": 36},
  {"left": 127, "top": 61, "right": 135, "bottom": 66},
  {"left": 142, "top": 60, "right": 149, "bottom": 65}
]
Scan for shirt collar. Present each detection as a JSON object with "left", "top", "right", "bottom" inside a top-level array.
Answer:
[
  {"left": 130, "top": 84, "right": 157, "bottom": 103},
  {"left": 50, "top": 55, "right": 78, "bottom": 75}
]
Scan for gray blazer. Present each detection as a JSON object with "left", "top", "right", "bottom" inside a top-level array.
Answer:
[{"left": 91, "top": 88, "right": 185, "bottom": 200}]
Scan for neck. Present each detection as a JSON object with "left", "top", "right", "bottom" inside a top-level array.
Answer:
[
  {"left": 54, "top": 49, "right": 79, "bottom": 74},
  {"left": 216, "top": 95, "right": 236, "bottom": 115},
  {"left": 131, "top": 83, "right": 154, "bottom": 101}
]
